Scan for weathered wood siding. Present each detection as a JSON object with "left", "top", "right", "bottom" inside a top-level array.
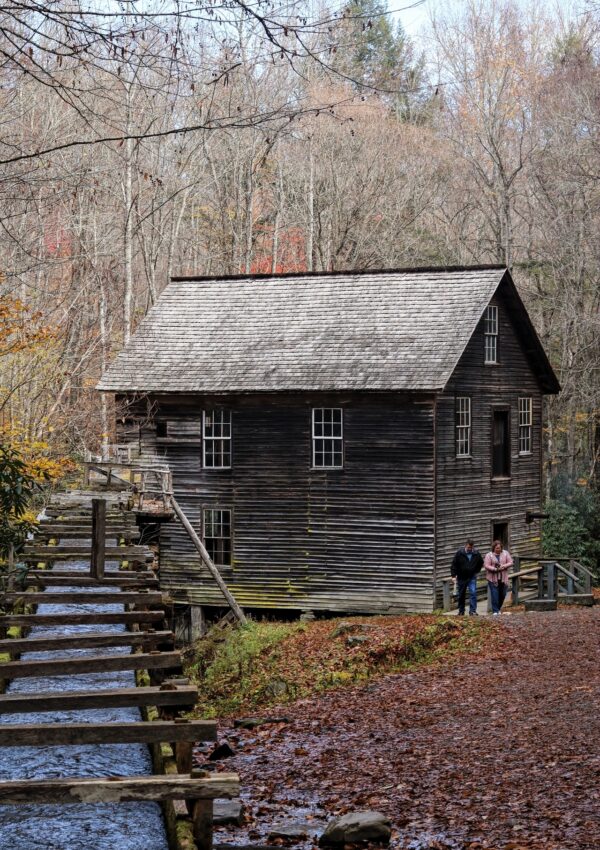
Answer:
[
  {"left": 434, "top": 287, "right": 545, "bottom": 602},
  {"left": 123, "top": 393, "right": 436, "bottom": 614}
]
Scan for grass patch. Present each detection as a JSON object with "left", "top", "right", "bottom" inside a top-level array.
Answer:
[{"left": 185, "top": 614, "right": 489, "bottom": 719}]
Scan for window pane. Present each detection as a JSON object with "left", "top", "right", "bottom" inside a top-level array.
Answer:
[
  {"left": 203, "top": 410, "right": 232, "bottom": 468},
  {"left": 203, "top": 508, "right": 232, "bottom": 566}
]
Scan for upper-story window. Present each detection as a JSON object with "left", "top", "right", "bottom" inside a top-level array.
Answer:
[
  {"left": 518, "top": 397, "right": 532, "bottom": 455},
  {"left": 312, "top": 408, "right": 343, "bottom": 468},
  {"left": 456, "top": 396, "right": 471, "bottom": 457},
  {"left": 203, "top": 409, "right": 231, "bottom": 468},
  {"left": 484, "top": 305, "right": 498, "bottom": 364}
]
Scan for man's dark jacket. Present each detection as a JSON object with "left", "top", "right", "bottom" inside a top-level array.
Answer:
[{"left": 451, "top": 547, "right": 483, "bottom": 580}]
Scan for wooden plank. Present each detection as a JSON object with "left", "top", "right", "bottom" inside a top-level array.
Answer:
[
  {"left": 0, "top": 611, "right": 165, "bottom": 627},
  {"left": 0, "top": 773, "right": 239, "bottom": 804},
  {"left": 25, "top": 575, "right": 159, "bottom": 588},
  {"left": 0, "top": 720, "right": 217, "bottom": 747},
  {"left": 0, "top": 685, "right": 198, "bottom": 714},
  {"left": 0, "top": 630, "right": 173, "bottom": 654},
  {"left": 22, "top": 546, "right": 154, "bottom": 561},
  {"left": 0, "top": 650, "right": 181, "bottom": 680},
  {"left": 1, "top": 592, "right": 165, "bottom": 606}
]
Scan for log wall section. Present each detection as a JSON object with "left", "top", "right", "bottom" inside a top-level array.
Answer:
[
  {"left": 434, "top": 286, "right": 545, "bottom": 603},
  {"left": 118, "top": 393, "right": 436, "bottom": 613}
]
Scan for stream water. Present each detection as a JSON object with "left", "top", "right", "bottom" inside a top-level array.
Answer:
[{"left": 0, "top": 560, "right": 170, "bottom": 850}]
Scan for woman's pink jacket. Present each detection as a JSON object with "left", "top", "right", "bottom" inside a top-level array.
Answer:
[{"left": 484, "top": 550, "right": 513, "bottom": 585}]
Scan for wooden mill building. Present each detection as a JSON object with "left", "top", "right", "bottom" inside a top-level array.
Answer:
[{"left": 98, "top": 265, "right": 560, "bottom": 616}]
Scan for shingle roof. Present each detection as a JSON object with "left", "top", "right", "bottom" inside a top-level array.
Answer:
[{"left": 97, "top": 266, "right": 534, "bottom": 393}]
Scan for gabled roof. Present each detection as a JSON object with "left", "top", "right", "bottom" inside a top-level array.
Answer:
[{"left": 98, "top": 265, "right": 559, "bottom": 395}]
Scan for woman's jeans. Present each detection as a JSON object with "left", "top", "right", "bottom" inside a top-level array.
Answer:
[
  {"left": 488, "top": 580, "right": 508, "bottom": 613},
  {"left": 457, "top": 576, "right": 478, "bottom": 615}
]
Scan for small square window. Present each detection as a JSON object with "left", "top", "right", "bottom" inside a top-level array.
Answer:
[
  {"left": 203, "top": 508, "right": 232, "bottom": 566},
  {"left": 312, "top": 408, "right": 343, "bottom": 468},
  {"left": 484, "top": 305, "right": 498, "bottom": 364}
]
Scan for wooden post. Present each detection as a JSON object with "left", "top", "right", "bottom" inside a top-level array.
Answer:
[
  {"left": 190, "top": 606, "right": 206, "bottom": 641},
  {"left": 441, "top": 579, "right": 452, "bottom": 612},
  {"left": 511, "top": 575, "right": 519, "bottom": 606},
  {"left": 90, "top": 499, "right": 106, "bottom": 579},
  {"left": 170, "top": 496, "right": 247, "bottom": 626},
  {"left": 537, "top": 565, "right": 544, "bottom": 599},
  {"left": 190, "top": 768, "right": 214, "bottom": 850},
  {"left": 545, "top": 562, "right": 556, "bottom": 601}
]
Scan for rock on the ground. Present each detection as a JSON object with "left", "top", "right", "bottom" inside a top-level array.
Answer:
[
  {"left": 268, "top": 822, "right": 311, "bottom": 841},
  {"left": 209, "top": 741, "right": 236, "bottom": 760},
  {"left": 346, "top": 635, "right": 369, "bottom": 647},
  {"left": 234, "top": 716, "right": 290, "bottom": 729},
  {"left": 213, "top": 799, "right": 245, "bottom": 826},
  {"left": 319, "top": 811, "right": 392, "bottom": 846}
]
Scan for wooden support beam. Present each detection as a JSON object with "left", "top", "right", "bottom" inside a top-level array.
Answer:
[
  {"left": 0, "top": 685, "right": 198, "bottom": 715},
  {"left": 25, "top": 573, "right": 158, "bottom": 588},
  {"left": 0, "top": 773, "right": 239, "bottom": 804},
  {"left": 0, "top": 650, "right": 180, "bottom": 680},
  {"left": 0, "top": 611, "right": 164, "bottom": 627},
  {"left": 0, "top": 720, "right": 217, "bottom": 747},
  {"left": 90, "top": 498, "right": 106, "bottom": 579},
  {"left": 0, "top": 630, "right": 173, "bottom": 655},
  {"left": 191, "top": 768, "right": 215, "bottom": 850},
  {"left": 1, "top": 591, "right": 164, "bottom": 606}
]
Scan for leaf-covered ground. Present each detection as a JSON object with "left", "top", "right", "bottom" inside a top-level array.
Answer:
[
  {"left": 187, "top": 615, "right": 490, "bottom": 718},
  {"left": 203, "top": 607, "right": 600, "bottom": 850}
]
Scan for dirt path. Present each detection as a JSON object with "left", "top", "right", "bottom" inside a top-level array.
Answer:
[{"left": 213, "top": 608, "right": 600, "bottom": 850}]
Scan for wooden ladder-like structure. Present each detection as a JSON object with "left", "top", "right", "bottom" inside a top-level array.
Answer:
[{"left": 0, "top": 491, "right": 239, "bottom": 849}]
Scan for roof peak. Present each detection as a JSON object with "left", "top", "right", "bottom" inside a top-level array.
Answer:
[{"left": 170, "top": 264, "right": 507, "bottom": 284}]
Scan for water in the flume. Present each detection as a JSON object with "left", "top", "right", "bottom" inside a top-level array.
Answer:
[{"left": 0, "top": 561, "right": 169, "bottom": 850}]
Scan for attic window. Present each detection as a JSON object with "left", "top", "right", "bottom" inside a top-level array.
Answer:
[
  {"left": 203, "top": 410, "right": 231, "bottom": 468},
  {"left": 312, "top": 408, "right": 343, "bottom": 468},
  {"left": 484, "top": 305, "right": 498, "bottom": 364},
  {"left": 203, "top": 508, "right": 232, "bottom": 566}
]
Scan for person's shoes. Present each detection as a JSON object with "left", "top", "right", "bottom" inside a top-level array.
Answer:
[
  {"left": 469, "top": 612, "right": 478, "bottom": 616},
  {"left": 458, "top": 612, "right": 465, "bottom": 616},
  {"left": 492, "top": 612, "right": 500, "bottom": 616}
]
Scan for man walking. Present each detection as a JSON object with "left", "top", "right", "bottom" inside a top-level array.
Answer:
[{"left": 451, "top": 538, "right": 483, "bottom": 616}]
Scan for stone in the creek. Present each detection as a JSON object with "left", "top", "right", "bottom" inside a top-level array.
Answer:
[
  {"left": 208, "top": 741, "right": 236, "bottom": 761},
  {"left": 319, "top": 811, "right": 392, "bottom": 846},
  {"left": 268, "top": 822, "right": 311, "bottom": 841},
  {"left": 213, "top": 799, "right": 245, "bottom": 826}
]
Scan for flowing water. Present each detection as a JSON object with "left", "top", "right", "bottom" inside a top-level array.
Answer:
[{"left": 0, "top": 560, "right": 169, "bottom": 850}]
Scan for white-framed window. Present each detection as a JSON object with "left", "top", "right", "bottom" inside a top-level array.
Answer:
[
  {"left": 484, "top": 305, "right": 498, "bottom": 364},
  {"left": 312, "top": 408, "right": 343, "bottom": 468},
  {"left": 456, "top": 396, "right": 471, "bottom": 457},
  {"left": 203, "top": 508, "right": 232, "bottom": 566},
  {"left": 518, "top": 397, "right": 532, "bottom": 455},
  {"left": 203, "top": 410, "right": 231, "bottom": 468}
]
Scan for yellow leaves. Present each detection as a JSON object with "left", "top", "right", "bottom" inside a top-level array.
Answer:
[
  {"left": 0, "top": 426, "right": 75, "bottom": 485},
  {"left": 0, "top": 295, "right": 56, "bottom": 359}
]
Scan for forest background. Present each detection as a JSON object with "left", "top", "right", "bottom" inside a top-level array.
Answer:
[{"left": 0, "top": 0, "right": 598, "bottom": 567}]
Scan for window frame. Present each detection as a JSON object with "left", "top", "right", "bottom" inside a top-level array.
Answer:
[
  {"left": 311, "top": 407, "right": 344, "bottom": 469},
  {"left": 491, "top": 406, "right": 511, "bottom": 479},
  {"left": 202, "top": 409, "right": 232, "bottom": 469},
  {"left": 518, "top": 397, "right": 533, "bottom": 456},
  {"left": 484, "top": 304, "right": 499, "bottom": 364},
  {"left": 202, "top": 507, "right": 233, "bottom": 567},
  {"left": 455, "top": 396, "right": 472, "bottom": 458}
]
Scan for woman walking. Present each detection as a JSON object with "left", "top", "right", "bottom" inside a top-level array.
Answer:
[{"left": 485, "top": 540, "right": 513, "bottom": 615}]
